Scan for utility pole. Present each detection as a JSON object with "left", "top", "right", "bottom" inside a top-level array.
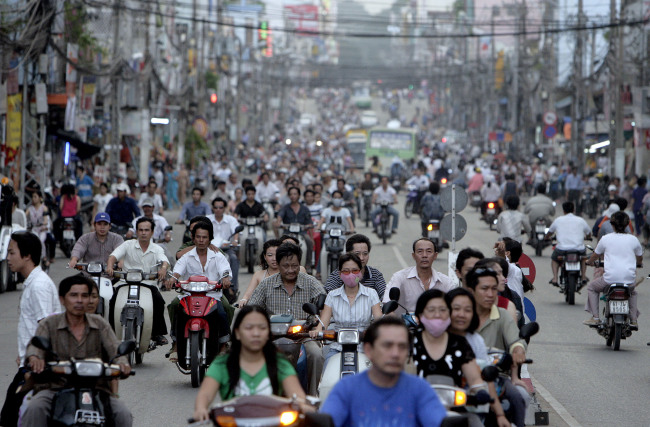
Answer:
[
  {"left": 110, "top": 0, "right": 122, "bottom": 179},
  {"left": 609, "top": 0, "right": 624, "bottom": 179},
  {"left": 572, "top": 0, "right": 585, "bottom": 168}
]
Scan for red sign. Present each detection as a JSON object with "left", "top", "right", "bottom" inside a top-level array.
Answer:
[
  {"left": 518, "top": 254, "right": 536, "bottom": 285},
  {"left": 284, "top": 5, "right": 319, "bottom": 34}
]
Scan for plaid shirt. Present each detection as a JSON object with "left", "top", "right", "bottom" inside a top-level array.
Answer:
[
  {"left": 248, "top": 272, "right": 325, "bottom": 320},
  {"left": 324, "top": 266, "right": 386, "bottom": 300}
]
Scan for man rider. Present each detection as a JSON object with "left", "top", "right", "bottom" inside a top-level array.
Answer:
[
  {"left": 234, "top": 185, "right": 269, "bottom": 223},
  {"left": 207, "top": 197, "right": 241, "bottom": 301},
  {"left": 524, "top": 183, "right": 555, "bottom": 240},
  {"left": 370, "top": 176, "right": 399, "bottom": 234},
  {"left": 106, "top": 217, "right": 170, "bottom": 346},
  {"left": 546, "top": 202, "right": 591, "bottom": 288},
  {"left": 105, "top": 183, "right": 140, "bottom": 228},
  {"left": 138, "top": 181, "right": 164, "bottom": 215},
  {"left": 584, "top": 211, "right": 643, "bottom": 327},
  {"left": 255, "top": 172, "right": 280, "bottom": 203},
  {"left": 248, "top": 243, "right": 325, "bottom": 396},
  {"left": 68, "top": 212, "right": 124, "bottom": 268},
  {"left": 21, "top": 274, "right": 132, "bottom": 427},
  {"left": 177, "top": 187, "right": 211, "bottom": 224},
  {"left": 274, "top": 186, "right": 314, "bottom": 270},
  {"left": 383, "top": 238, "right": 453, "bottom": 314},
  {"left": 334, "top": 178, "right": 356, "bottom": 221},
  {"left": 455, "top": 247, "right": 485, "bottom": 287},
  {"left": 496, "top": 196, "right": 531, "bottom": 243}
]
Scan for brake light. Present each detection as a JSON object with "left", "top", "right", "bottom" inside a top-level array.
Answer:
[
  {"left": 427, "top": 224, "right": 433, "bottom": 232},
  {"left": 454, "top": 390, "right": 467, "bottom": 406},
  {"left": 566, "top": 254, "right": 579, "bottom": 262},
  {"left": 280, "top": 411, "right": 299, "bottom": 426},
  {"left": 441, "top": 178, "right": 448, "bottom": 184},
  {"left": 609, "top": 290, "right": 627, "bottom": 300},
  {"left": 487, "top": 202, "right": 495, "bottom": 209}
]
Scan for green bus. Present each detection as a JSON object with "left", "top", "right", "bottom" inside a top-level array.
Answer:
[{"left": 365, "top": 127, "right": 417, "bottom": 175}]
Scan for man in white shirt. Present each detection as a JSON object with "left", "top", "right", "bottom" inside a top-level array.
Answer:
[
  {"left": 106, "top": 217, "right": 170, "bottom": 345},
  {"left": 255, "top": 172, "right": 280, "bottom": 203},
  {"left": 370, "top": 176, "right": 399, "bottom": 233},
  {"left": 546, "top": 201, "right": 591, "bottom": 287},
  {"left": 138, "top": 181, "right": 164, "bottom": 215},
  {"left": 405, "top": 167, "right": 430, "bottom": 190},
  {"left": 383, "top": 238, "right": 453, "bottom": 314},
  {"left": 207, "top": 197, "right": 241, "bottom": 301},
  {"left": 128, "top": 199, "right": 171, "bottom": 242},
  {"left": 584, "top": 211, "right": 643, "bottom": 327}
]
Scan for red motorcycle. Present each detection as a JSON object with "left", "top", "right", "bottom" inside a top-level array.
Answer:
[{"left": 174, "top": 275, "right": 225, "bottom": 388}]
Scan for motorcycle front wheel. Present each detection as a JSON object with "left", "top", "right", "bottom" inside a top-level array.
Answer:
[
  {"left": 123, "top": 319, "right": 137, "bottom": 367},
  {"left": 404, "top": 201, "right": 413, "bottom": 218},
  {"left": 247, "top": 244, "right": 255, "bottom": 274},
  {"left": 190, "top": 331, "right": 205, "bottom": 388}
]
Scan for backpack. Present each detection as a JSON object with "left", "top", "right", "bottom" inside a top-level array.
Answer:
[
  {"left": 420, "top": 194, "right": 444, "bottom": 220},
  {"left": 504, "top": 181, "right": 517, "bottom": 199}
]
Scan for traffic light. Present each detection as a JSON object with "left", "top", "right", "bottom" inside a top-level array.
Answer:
[
  {"left": 258, "top": 21, "right": 272, "bottom": 57},
  {"left": 210, "top": 92, "right": 218, "bottom": 104}
]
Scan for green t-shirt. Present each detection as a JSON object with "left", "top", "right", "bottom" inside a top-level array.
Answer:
[{"left": 206, "top": 353, "right": 297, "bottom": 401}]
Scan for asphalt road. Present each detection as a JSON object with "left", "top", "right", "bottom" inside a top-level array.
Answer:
[{"left": 1, "top": 196, "right": 649, "bottom": 426}]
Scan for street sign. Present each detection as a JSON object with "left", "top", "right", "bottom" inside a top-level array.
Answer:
[
  {"left": 440, "top": 185, "right": 468, "bottom": 212},
  {"left": 193, "top": 117, "right": 209, "bottom": 138},
  {"left": 543, "top": 111, "right": 558, "bottom": 126},
  {"left": 518, "top": 253, "right": 536, "bottom": 284},
  {"left": 543, "top": 125, "right": 557, "bottom": 139},
  {"left": 440, "top": 213, "right": 467, "bottom": 242}
]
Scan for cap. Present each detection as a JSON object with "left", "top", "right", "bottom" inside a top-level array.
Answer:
[
  {"left": 94, "top": 212, "right": 111, "bottom": 223},
  {"left": 607, "top": 185, "right": 617, "bottom": 192},
  {"left": 116, "top": 183, "right": 130, "bottom": 192},
  {"left": 142, "top": 198, "right": 154, "bottom": 207}
]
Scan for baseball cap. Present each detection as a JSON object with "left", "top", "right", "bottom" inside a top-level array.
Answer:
[
  {"left": 142, "top": 198, "right": 154, "bottom": 207},
  {"left": 607, "top": 185, "right": 617, "bottom": 192},
  {"left": 94, "top": 212, "right": 111, "bottom": 223},
  {"left": 116, "top": 183, "right": 130, "bottom": 192}
]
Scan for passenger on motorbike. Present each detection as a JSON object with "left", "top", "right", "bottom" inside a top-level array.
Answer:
[
  {"left": 370, "top": 176, "right": 399, "bottom": 234},
  {"left": 105, "top": 183, "right": 140, "bottom": 229},
  {"left": 22, "top": 275, "right": 132, "bottom": 427},
  {"left": 192, "top": 305, "right": 309, "bottom": 421},
  {"left": 406, "top": 167, "right": 430, "bottom": 200},
  {"left": 496, "top": 196, "right": 531, "bottom": 243},
  {"left": 524, "top": 183, "right": 555, "bottom": 238},
  {"left": 68, "top": 213, "right": 124, "bottom": 268},
  {"left": 239, "top": 239, "right": 286, "bottom": 306},
  {"left": 474, "top": 258, "right": 519, "bottom": 324},
  {"left": 480, "top": 176, "right": 501, "bottom": 217},
  {"left": 454, "top": 247, "right": 484, "bottom": 287},
  {"left": 106, "top": 217, "right": 170, "bottom": 346},
  {"left": 583, "top": 211, "right": 643, "bottom": 327},
  {"left": 334, "top": 179, "right": 356, "bottom": 220},
  {"left": 412, "top": 289, "right": 510, "bottom": 427},
  {"left": 546, "top": 202, "right": 591, "bottom": 288},
  {"left": 255, "top": 172, "right": 280, "bottom": 204},
  {"left": 53, "top": 183, "right": 83, "bottom": 242},
  {"left": 274, "top": 187, "right": 315, "bottom": 268}
]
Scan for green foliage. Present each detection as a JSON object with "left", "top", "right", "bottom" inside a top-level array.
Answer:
[
  {"left": 185, "top": 127, "right": 209, "bottom": 165},
  {"left": 64, "top": 2, "right": 106, "bottom": 59},
  {"left": 452, "top": 0, "right": 465, "bottom": 16},
  {"left": 205, "top": 71, "right": 219, "bottom": 90}
]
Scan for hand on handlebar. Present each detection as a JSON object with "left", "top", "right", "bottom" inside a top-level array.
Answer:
[
  {"left": 221, "top": 277, "right": 231, "bottom": 289},
  {"left": 28, "top": 356, "right": 45, "bottom": 374},
  {"left": 119, "top": 363, "right": 131, "bottom": 377}
]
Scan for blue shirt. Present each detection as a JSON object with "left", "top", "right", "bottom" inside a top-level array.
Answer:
[
  {"left": 565, "top": 173, "right": 582, "bottom": 191},
  {"left": 321, "top": 371, "right": 445, "bottom": 427},
  {"left": 77, "top": 174, "right": 94, "bottom": 199},
  {"left": 105, "top": 196, "right": 140, "bottom": 226},
  {"left": 179, "top": 201, "right": 211, "bottom": 221}
]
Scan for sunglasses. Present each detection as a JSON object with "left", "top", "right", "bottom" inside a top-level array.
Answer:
[{"left": 340, "top": 268, "right": 361, "bottom": 275}]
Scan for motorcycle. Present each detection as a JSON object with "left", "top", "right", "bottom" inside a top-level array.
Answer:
[
  {"left": 111, "top": 268, "right": 162, "bottom": 365},
  {"left": 426, "top": 219, "right": 442, "bottom": 254},
  {"left": 28, "top": 336, "right": 135, "bottom": 427},
  {"left": 241, "top": 216, "right": 265, "bottom": 274},
  {"left": 173, "top": 275, "right": 226, "bottom": 387},
  {"left": 360, "top": 190, "right": 373, "bottom": 228},
  {"left": 72, "top": 262, "right": 113, "bottom": 319},
  {"left": 404, "top": 185, "right": 420, "bottom": 219},
  {"left": 318, "top": 223, "right": 347, "bottom": 285},
  {"left": 261, "top": 198, "right": 277, "bottom": 231},
  {"left": 110, "top": 223, "right": 130, "bottom": 240},
  {"left": 60, "top": 218, "right": 77, "bottom": 258},
  {"left": 482, "top": 201, "right": 500, "bottom": 231},
  {"left": 530, "top": 219, "right": 551, "bottom": 257},
  {"left": 469, "top": 191, "right": 482, "bottom": 211},
  {"left": 374, "top": 201, "right": 393, "bottom": 244},
  {"left": 581, "top": 188, "right": 598, "bottom": 219},
  {"left": 557, "top": 250, "right": 588, "bottom": 306}
]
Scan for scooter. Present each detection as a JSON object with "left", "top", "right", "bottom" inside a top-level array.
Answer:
[
  {"left": 482, "top": 201, "right": 500, "bottom": 231},
  {"left": 261, "top": 198, "right": 277, "bottom": 231},
  {"left": 404, "top": 184, "right": 420, "bottom": 218},
  {"left": 426, "top": 219, "right": 442, "bottom": 253},
  {"left": 361, "top": 190, "right": 373, "bottom": 228},
  {"left": 111, "top": 268, "right": 161, "bottom": 365},
  {"left": 530, "top": 219, "right": 550, "bottom": 257},
  {"left": 319, "top": 223, "right": 347, "bottom": 285},
  {"left": 173, "top": 275, "right": 226, "bottom": 387},
  {"left": 28, "top": 336, "right": 135, "bottom": 427},
  {"left": 374, "top": 201, "right": 393, "bottom": 244},
  {"left": 469, "top": 191, "right": 482, "bottom": 211},
  {"left": 72, "top": 262, "right": 113, "bottom": 319},
  {"left": 557, "top": 250, "right": 588, "bottom": 306},
  {"left": 241, "top": 216, "right": 265, "bottom": 274},
  {"left": 281, "top": 223, "right": 311, "bottom": 268},
  {"left": 60, "top": 218, "right": 77, "bottom": 258}
]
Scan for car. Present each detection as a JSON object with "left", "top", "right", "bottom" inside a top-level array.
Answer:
[{"left": 360, "top": 111, "right": 378, "bottom": 128}]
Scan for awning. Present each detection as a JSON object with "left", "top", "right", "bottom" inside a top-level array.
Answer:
[
  {"left": 555, "top": 96, "right": 572, "bottom": 109},
  {"left": 50, "top": 128, "right": 102, "bottom": 160}
]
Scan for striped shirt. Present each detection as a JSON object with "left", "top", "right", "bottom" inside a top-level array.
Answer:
[
  {"left": 325, "top": 266, "right": 386, "bottom": 300},
  {"left": 248, "top": 272, "right": 325, "bottom": 321},
  {"left": 325, "top": 285, "right": 380, "bottom": 352}
]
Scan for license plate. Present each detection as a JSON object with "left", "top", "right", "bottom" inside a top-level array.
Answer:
[
  {"left": 429, "top": 230, "right": 440, "bottom": 238},
  {"left": 565, "top": 262, "right": 580, "bottom": 271},
  {"left": 289, "top": 225, "right": 300, "bottom": 233},
  {"left": 473, "top": 195, "right": 482, "bottom": 202},
  {"left": 64, "top": 230, "right": 75, "bottom": 239},
  {"left": 330, "top": 229, "right": 342, "bottom": 237},
  {"left": 487, "top": 208, "right": 495, "bottom": 215},
  {"left": 535, "top": 225, "right": 546, "bottom": 232},
  {"left": 609, "top": 300, "right": 629, "bottom": 314}
]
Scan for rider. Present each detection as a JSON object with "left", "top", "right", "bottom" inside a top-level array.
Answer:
[
  {"left": 68, "top": 212, "right": 124, "bottom": 268},
  {"left": 419, "top": 182, "right": 444, "bottom": 237},
  {"left": 334, "top": 178, "right": 356, "bottom": 222},
  {"left": 370, "top": 176, "right": 399, "bottom": 234},
  {"left": 496, "top": 196, "right": 531, "bottom": 243},
  {"left": 524, "top": 183, "right": 555, "bottom": 239},
  {"left": 127, "top": 199, "right": 171, "bottom": 242},
  {"left": 546, "top": 202, "right": 591, "bottom": 288},
  {"left": 255, "top": 172, "right": 280, "bottom": 204},
  {"left": 138, "top": 181, "right": 164, "bottom": 215},
  {"left": 177, "top": 187, "right": 211, "bottom": 224},
  {"left": 105, "top": 183, "right": 140, "bottom": 229},
  {"left": 583, "top": 211, "right": 643, "bottom": 328},
  {"left": 208, "top": 197, "right": 241, "bottom": 301},
  {"left": 316, "top": 190, "right": 355, "bottom": 233},
  {"left": 274, "top": 186, "right": 314, "bottom": 268},
  {"left": 480, "top": 176, "right": 501, "bottom": 217},
  {"left": 106, "top": 217, "right": 170, "bottom": 346},
  {"left": 234, "top": 186, "right": 269, "bottom": 223}
]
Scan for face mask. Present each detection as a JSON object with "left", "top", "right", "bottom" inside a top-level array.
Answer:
[
  {"left": 420, "top": 317, "right": 451, "bottom": 338},
  {"left": 341, "top": 272, "right": 363, "bottom": 288},
  {"left": 332, "top": 199, "right": 343, "bottom": 207}
]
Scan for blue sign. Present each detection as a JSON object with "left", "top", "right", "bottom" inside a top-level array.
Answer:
[{"left": 543, "top": 125, "right": 557, "bottom": 139}]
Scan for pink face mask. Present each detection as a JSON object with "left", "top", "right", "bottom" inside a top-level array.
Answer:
[
  {"left": 341, "top": 272, "right": 363, "bottom": 288},
  {"left": 419, "top": 317, "right": 451, "bottom": 337}
]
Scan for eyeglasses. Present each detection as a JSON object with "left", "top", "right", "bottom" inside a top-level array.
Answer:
[
  {"left": 472, "top": 267, "right": 496, "bottom": 275},
  {"left": 351, "top": 251, "right": 369, "bottom": 257},
  {"left": 340, "top": 268, "right": 361, "bottom": 275}
]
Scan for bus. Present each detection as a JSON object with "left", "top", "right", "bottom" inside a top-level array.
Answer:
[
  {"left": 365, "top": 127, "right": 417, "bottom": 175},
  {"left": 345, "top": 129, "right": 368, "bottom": 169},
  {"left": 351, "top": 81, "right": 372, "bottom": 109}
]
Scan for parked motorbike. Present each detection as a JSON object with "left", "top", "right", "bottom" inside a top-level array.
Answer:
[
  {"left": 241, "top": 216, "right": 265, "bottom": 274},
  {"left": 173, "top": 275, "right": 225, "bottom": 387},
  {"left": 73, "top": 262, "right": 113, "bottom": 319},
  {"left": 319, "top": 223, "right": 347, "bottom": 285},
  {"left": 28, "top": 336, "right": 135, "bottom": 427},
  {"left": 60, "top": 218, "right": 77, "bottom": 258},
  {"left": 374, "top": 201, "right": 393, "bottom": 244}
]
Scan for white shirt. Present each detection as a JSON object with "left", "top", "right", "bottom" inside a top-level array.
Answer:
[
  {"left": 138, "top": 193, "right": 164, "bottom": 215},
  {"left": 18, "top": 266, "right": 61, "bottom": 362},
  {"left": 548, "top": 213, "right": 591, "bottom": 250},
  {"left": 255, "top": 182, "right": 280, "bottom": 201},
  {"left": 129, "top": 214, "right": 170, "bottom": 240},
  {"left": 207, "top": 214, "right": 240, "bottom": 243},
  {"left": 596, "top": 233, "right": 643, "bottom": 284},
  {"left": 93, "top": 193, "right": 113, "bottom": 214},
  {"left": 110, "top": 239, "right": 169, "bottom": 273},
  {"left": 173, "top": 247, "right": 232, "bottom": 299},
  {"left": 321, "top": 207, "right": 352, "bottom": 231},
  {"left": 325, "top": 285, "right": 380, "bottom": 351},
  {"left": 383, "top": 266, "right": 454, "bottom": 314},
  {"left": 506, "top": 261, "right": 524, "bottom": 302},
  {"left": 406, "top": 175, "right": 430, "bottom": 190},
  {"left": 373, "top": 186, "right": 397, "bottom": 204}
]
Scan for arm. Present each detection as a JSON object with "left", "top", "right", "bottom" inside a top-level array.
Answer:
[
  {"left": 193, "top": 377, "right": 220, "bottom": 421},
  {"left": 76, "top": 196, "right": 81, "bottom": 212},
  {"left": 177, "top": 204, "right": 188, "bottom": 223},
  {"left": 106, "top": 255, "right": 118, "bottom": 277},
  {"left": 320, "top": 380, "right": 351, "bottom": 427},
  {"left": 371, "top": 303, "right": 382, "bottom": 320},
  {"left": 372, "top": 270, "right": 387, "bottom": 301},
  {"left": 281, "top": 375, "right": 310, "bottom": 410},
  {"left": 176, "top": 244, "right": 195, "bottom": 260},
  {"left": 309, "top": 304, "right": 332, "bottom": 337},
  {"left": 240, "top": 271, "right": 264, "bottom": 304},
  {"left": 346, "top": 216, "right": 355, "bottom": 233}
]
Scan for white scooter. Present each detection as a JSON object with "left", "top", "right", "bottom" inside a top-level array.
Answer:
[
  {"left": 240, "top": 216, "right": 265, "bottom": 273},
  {"left": 281, "top": 223, "right": 311, "bottom": 268},
  {"left": 73, "top": 262, "right": 113, "bottom": 319}
]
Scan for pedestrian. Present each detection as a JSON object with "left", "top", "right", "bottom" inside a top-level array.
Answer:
[{"left": 166, "top": 164, "right": 180, "bottom": 209}]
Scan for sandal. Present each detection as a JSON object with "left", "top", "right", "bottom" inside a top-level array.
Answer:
[
  {"left": 168, "top": 352, "right": 178, "bottom": 363},
  {"left": 549, "top": 280, "right": 559, "bottom": 288}
]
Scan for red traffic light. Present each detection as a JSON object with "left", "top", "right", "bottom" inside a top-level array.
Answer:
[{"left": 210, "top": 93, "right": 218, "bottom": 103}]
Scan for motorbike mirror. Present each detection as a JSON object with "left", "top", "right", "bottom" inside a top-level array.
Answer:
[
  {"left": 481, "top": 365, "right": 499, "bottom": 382},
  {"left": 389, "top": 287, "right": 400, "bottom": 301},
  {"left": 233, "top": 225, "right": 245, "bottom": 234},
  {"left": 164, "top": 225, "right": 173, "bottom": 231},
  {"left": 30, "top": 336, "right": 53, "bottom": 352},
  {"left": 585, "top": 244, "right": 594, "bottom": 251},
  {"left": 115, "top": 340, "right": 137, "bottom": 358},
  {"left": 302, "top": 302, "right": 319, "bottom": 316},
  {"left": 519, "top": 321, "right": 540, "bottom": 340},
  {"left": 315, "top": 293, "right": 327, "bottom": 310},
  {"left": 382, "top": 300, "right": 398, "bottom": 315}
]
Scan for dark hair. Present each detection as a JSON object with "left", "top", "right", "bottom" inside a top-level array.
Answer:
[
  {"left": 345, "top": 233, "right": 371, "bottom": 253},
  {"left": 614, "top": 197, "right": 628, "bottom": 211},
  {"left": 412, "top": 237, "right": 437, "bottom": 253},
  {"left": 562, "top": 201, "right": 574, "bottom": 214},
  {"left": 445, "top": 287, "right": 480, "bottom": 333},
  {"left": 212, "top": 197, "right": 227, "bottom": 207},
  {"left": 260, "top": 239, "right": 281, "bottom": 269},
  {"left": 414, "top": 289, "right": 446, "bottom": 319},
  {"left": 610, "top": 211, "right": 630, "bottom": 233},
  {"left": 32, "top": 190, "right": 43, "bottom": 200},
  {"left": 338, "top": 253, "right": 362, "bottom": 271},
  {"left": 331, "top": 190, "right": 343, "bottom": 198},
  {"left": 337, "top": 178, "right": 346, "bottom": 185},
  {"left": 638, "top": 176, "right": 647, "bottom": 187},
  {"left": 304, "top": 189, "right": 315, "bottom": 197},
  {"left": 536, "top": 183, "right": 546, "bottom": 194},
  {"left": 428, "top": 182, "right": 440, "bottom": 194},
  {"left": 275, "top": 242, "right": 302, "bottom": 264},
  {"left": 189, "top": 215, "right": 209, "bottom": 226},
  {"left": 363, "top": 316, "right": 409, "bottom": 346},
  {"left": 505, "top": 195, "right": 520, "bottom": 210},
  {"left": 279, "top": 234, "right": 300, "bottom": 246},
  {"left": 475, "top": 257, "right": 509, "bottom": 277},
  {"left": 244, "top": 185, "right": 256, "bottom": 194},
  {"left": 465, "top": 266, "right": 498, "bottom": 290},
  {"left": 192, "top": 220, "right": 214, "bottom": 241},
  {"left": 226, "top": 305, "right": 281, "bottom": 399},
  {"left": 502, "top": 237, "right": 523, "bottom": 263},
  {"left": 59, "top": 274, "right": 94, "bottom": 298},
  {"left": 260, "top": 172, "right": 269, "bottom": 180},
  {"left": 135, "top": 217, "right": 155, "bottom": 231},
  {"left": 99, "top": 182, "right": 109, "bottom": 190},
  {"left": 148, "top": 181, "right": 158, "bottom": 189},
  {"left": 192, "top": 187, "right": 204, "bottom": 196},
  {"left": 287, "top": 186, "right": 301, "bottom": 196},
  {"left": 10, "top": 231, "right": 41, "bottom": 266},
  {"left": 61, "top": 183, "right": 76, "bottom": 197},
  {"left": 455, "top": 248, "right": 484, "bottom": 272}
]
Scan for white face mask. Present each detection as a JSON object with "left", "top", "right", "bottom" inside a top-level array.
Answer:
[{"left": 332, "top": 199, "right": 343, "bottom": 207}]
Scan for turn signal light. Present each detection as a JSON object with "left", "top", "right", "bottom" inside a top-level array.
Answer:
[
  {"left": 454, "top": 390, "right": 467, "bottom": 406},
  {"left": 427, "top": 224, "right": 433, "bottom": 231},
  {"left": 280, "top": 410, "right": 299, "bottom": 426},
  {"left": 215, "top": 415, "right": 237, "bottom": 427},
  {"left": 487, "top": 202, "right": 495, "bottom": 209},
  {"left": 289, "top": 325, "right": 303, "bottom": 334}
]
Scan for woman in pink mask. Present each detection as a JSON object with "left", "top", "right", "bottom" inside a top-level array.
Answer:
[{"left": 309, "top": 253, "right": 382, "bottom": 365}]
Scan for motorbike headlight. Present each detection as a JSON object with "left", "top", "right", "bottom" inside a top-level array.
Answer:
[
  {"left": 271, "top": 323, "right": 291, "bottom": 335},
  {"left": 87, "top": 263, "right": 103, "bottom": 274},
  {"left": 337, "top": 330, "right": 360, "bottom": 345},
  {"left": 289, "top": 224, "right": 300, "bottom": 233},
  {"left": 280, "top": 411, "right": 299, "bottom": 426},
  {"left": 329, "top": 228, "right": 342, "bottom": 237},
  {"left": 75, "top": 361, "right": 104, "bottom": 377},
  {"left": 126, "top": 271, "right": 143, "bottom": 283},
  {"left": 181, "top": 282, "right": 216, "bottom": 292},
  {"left": 433, "top": 385, "right": 466, "bottom": 408}
]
